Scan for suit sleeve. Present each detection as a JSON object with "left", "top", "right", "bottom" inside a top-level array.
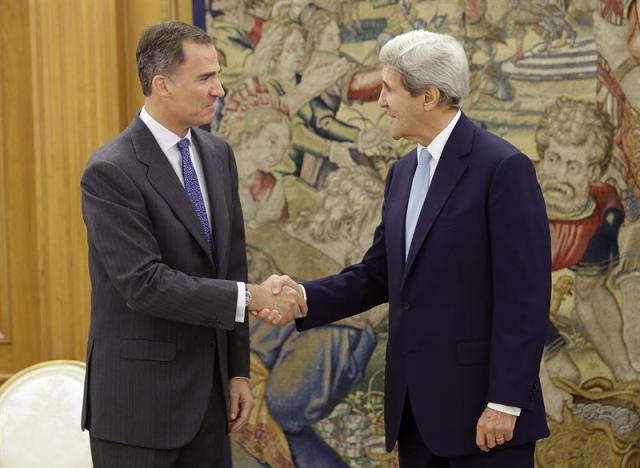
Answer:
[
  {"left": 486, "top": 152, "right": 551, "bottom": 409},
  {"left": 224, "top": 143, "right": 250, "bottom": 378},
  {"left": 81, "top": 158, "right": 239, "bottom": 330},
  {"left": 296, "top": 165, "right": 394, "bottom": 330}
]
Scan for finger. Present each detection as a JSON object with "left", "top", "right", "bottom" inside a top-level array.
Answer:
[
  {"left": 296, "top": 293, "right": 307, "bottom": 316},
  {"left": 255, "top": 309, "right": 271, "bottom": 320},
  {"left": 270, "top": 277, "right": 284, "bottom": 295},
  {"left": 257, "top": 309, "right": 280, "bottom": 325},
  {"left": 495, "top": 434, "right": 506, "bottom": 445},
  {"left": 486, "top": 431, "right": 497, "bottom": 449},
  {"left": 281, "top": 310, "right": 296, "bottom": 325},
  {"left": 272, "top": 275, "right": 294, "bottom": 294},
  {"left": 229, "top": 391, "right": 240, "bottom": 421},
  {"left": 476, "top": 427, "right": 488, "bottom": 452},
  {"left": 230, "top": 400, "right": 252, "bottom": 432},
  {"left": 229, "top": 418, "right": 242, "bottom": 432},
  {"left": 267, "top": 309, "right": 282, "bottom": 325},
  {"left": 495, "top": 414, "right": 516, "bottom": 441}
]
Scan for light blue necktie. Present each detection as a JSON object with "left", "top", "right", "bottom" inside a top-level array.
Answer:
[
  {"left": 177, "top": 138, "right": 213, "bottom": 253},
  {"left": 405, "top": 148, "right": 432, "bottom": 259}
]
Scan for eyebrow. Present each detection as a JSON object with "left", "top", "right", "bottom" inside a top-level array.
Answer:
[{"left": 198, "top": 69, "right": 220, "bottom": 80}]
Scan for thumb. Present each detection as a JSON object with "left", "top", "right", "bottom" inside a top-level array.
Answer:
[{"left": 271, "top": 277, "right": 284, "bottom": 294}]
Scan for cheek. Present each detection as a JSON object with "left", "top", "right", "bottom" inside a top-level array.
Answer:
[
  {"left": 268, "top": 145, "right": 285, "bottom": 163},
  {"left": 276, "top": 142, "right": 289, "bottom": 156},
  {"left": 566, "top": 173, "right": 588, "bottom": 192},
  {"left": 540, "top": 161, "right": 558, "bottom": 178},
  {"left": 574, "top": 173, "right": 590, "bottom": 188}
]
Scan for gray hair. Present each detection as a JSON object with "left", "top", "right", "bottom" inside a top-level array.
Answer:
[
  {"left": 379, "top": 30, "right": 469, "bottom": 108},
  {"left": 136, "top": 21, "right": 213, "bottom": 96}
]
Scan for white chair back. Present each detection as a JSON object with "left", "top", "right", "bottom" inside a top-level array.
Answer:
[{"left": 0, "top": 360, "right": 92, "bottom": 468}]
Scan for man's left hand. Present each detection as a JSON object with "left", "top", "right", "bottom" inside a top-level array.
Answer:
[
  {"left": 476, "top": 407, "right": 517, "bottom": 452},
  {"left": 228, "top": 378, "right": 254, "bottom": 433}
]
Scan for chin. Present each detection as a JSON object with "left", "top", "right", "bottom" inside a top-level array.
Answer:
[{"left": 196, "top": 116, "right": 214, "bottom": 127}]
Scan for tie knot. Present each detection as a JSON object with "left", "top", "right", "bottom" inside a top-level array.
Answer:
[
  {"left": 418, "top": 148, "right": 432, "bottom": 166},
  {"left": 177, "top": 138, "right": 190, "bottom": 156}
]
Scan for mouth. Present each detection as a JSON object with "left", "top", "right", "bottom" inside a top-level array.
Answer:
[{"left": 541, "top": 181, "right": 574, "bottom": 199}]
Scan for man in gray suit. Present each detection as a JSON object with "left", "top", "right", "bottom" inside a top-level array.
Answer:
[{"left": 80, "top": 21, "right": 304, "bottom": 468}]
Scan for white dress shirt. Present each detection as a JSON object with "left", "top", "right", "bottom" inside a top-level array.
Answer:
[{"left": 139, "top": 107, "right": 246, "bottom": 323}]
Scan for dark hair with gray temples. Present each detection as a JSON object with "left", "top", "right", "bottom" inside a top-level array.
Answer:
[
  {"left": 136, "top": 20, "right": 213, "bottom": 96},
  {"left": 379, "top": 30, "right": 469, "bottom": 108}
]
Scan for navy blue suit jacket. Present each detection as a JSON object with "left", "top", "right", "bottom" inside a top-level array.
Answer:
[{"left": 297, "top": 113, "right": 551, "bottom": 457}]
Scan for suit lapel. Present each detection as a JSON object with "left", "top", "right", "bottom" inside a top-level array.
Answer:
[
  {"left": 129, "top": 117, "right": 214, "bottom": 263},
  {"left": 387, "top": 149, "right": 417, "bottom": 274},
  {"left": 401, "top": 114, "right": 475, "bottom": 285},
  {"left": 192, "top": 130, "right": 230, "bottom": 275}
]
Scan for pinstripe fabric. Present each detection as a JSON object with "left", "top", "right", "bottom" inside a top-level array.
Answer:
[
  {"left": 89, "top": 357, "right": 227, "bottom": 467},
  {"left": 90, "top": 436, "right": 173, "bottom": 468},
  {"left": 80, "top": 116, "right": 249, "bottom": 454}
]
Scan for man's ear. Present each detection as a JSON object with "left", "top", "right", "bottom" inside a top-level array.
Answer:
[
  {"left": 152, "top": 75, "right": 171, "bottom": 97},
  {"left": 423, "top": 86, "right": 440, "bottom": 111},
  {"left": 588, "top": 164, "right": 602, "bottom": 182}
]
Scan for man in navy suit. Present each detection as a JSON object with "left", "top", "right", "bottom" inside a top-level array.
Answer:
[{"left": 257, "top": 30, "right": 551, "bottom": 467}]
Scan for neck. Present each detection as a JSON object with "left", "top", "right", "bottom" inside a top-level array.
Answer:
[
  {"left": 144, "top": 100, "right": 189, "bottom": 137},
  {"left": 415, "top": 107, "right": 458, "bottom": 146}
]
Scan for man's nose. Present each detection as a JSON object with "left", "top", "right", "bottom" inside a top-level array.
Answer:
[
  {"left": 378, "top": 91, "right": 387, "bottom": 108},
  {"left": 211, "top": 80, "right": 225, "bottom": 98},
  {"left": 555, "top": 162, "right": 570, "bottom": 179}
]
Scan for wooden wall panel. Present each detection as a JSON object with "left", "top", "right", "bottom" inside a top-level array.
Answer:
[
  {"left": 0, "top": 7, "right": 9, "bottom": 346},
  {"left": 0, "top": 0, "right": 41, "bottom": 380},
  {"left": 29, "top": 0, "right": 123, "bottom": 361},
  {"left": 0, "top": 0, "right": 193, "bottom": 381}
]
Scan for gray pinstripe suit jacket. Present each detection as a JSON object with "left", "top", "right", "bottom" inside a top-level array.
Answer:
[{"left": 80, "top": 116, "right": 249, "bottom": 449}]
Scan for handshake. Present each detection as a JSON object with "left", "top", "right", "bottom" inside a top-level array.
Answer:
[{"left": 246, "top": 275, "right": 307, "bottom": 325}]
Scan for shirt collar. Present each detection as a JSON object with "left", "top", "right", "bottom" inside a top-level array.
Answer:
[
  {"left": 416, "top": 110, "right": 462, "bottom": 165},
  {"left": 139, "top": 106, "right": 192, "bottom": 152}
]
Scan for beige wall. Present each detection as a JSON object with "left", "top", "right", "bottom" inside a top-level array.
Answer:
[{"left": 0, "top": 0, "right": 192, "bottom": 382}]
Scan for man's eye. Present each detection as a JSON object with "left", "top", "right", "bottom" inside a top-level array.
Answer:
[
  {"left": 567, "top": 162, "right": 581, "bottom": 174},
  {"left": 545, "top": 152, "right": 560, "bottom": 163}
]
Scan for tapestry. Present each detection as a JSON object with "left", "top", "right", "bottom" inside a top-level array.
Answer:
[{"left": 201, "top": 1, "right": 640, "bottom": 466}]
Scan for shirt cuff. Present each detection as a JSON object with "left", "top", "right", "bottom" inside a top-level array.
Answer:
[
  {"left": 299, "top": 284, "right": 307, "bottom": 302},
  {"left": 487, "top": 402, "right": 521, "bottom": 416},
  {"left": 235, "top": 282, "right": 246, "bottom": 323},
  {"left": 231, "top": 376, "right": 249, "bottom": 381}
]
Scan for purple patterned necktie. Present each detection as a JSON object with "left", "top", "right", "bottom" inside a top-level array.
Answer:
[{"left": 177, "top": 138, "right": 213, "bottom": 252}]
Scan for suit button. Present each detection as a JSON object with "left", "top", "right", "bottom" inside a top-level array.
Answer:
[
  {"left": 402, "top": 303, "right": 410, "bottom": 311},
  {"left": 209, "top": 340, "right": 216, "bottom": 348}
]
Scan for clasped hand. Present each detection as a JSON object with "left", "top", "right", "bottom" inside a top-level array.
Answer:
[{"left": 248, "top": 275, "right": 307, "bottom": 325}]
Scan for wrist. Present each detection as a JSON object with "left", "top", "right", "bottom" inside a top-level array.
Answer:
[
  {"left": 244, "top": 286, "right": 252, "bottom": 309},
  {"left": 246, "top": 283, "right": 266, "bottom": 311}
]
